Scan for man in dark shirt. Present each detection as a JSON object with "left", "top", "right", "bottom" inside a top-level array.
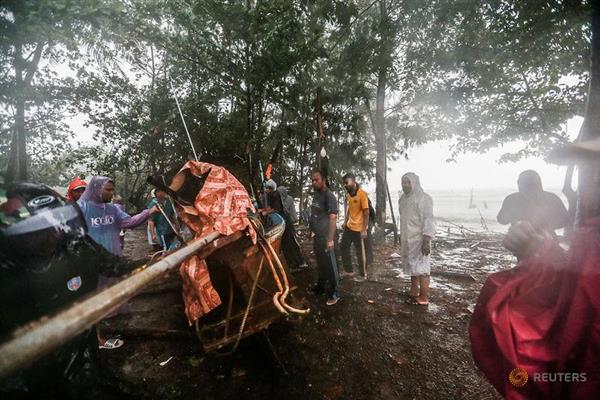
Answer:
[
  {"left": 497, "top": 170, "right": 570, "bottom": 235},
  {"left": 309, "top": 170, "right": 340, "bottom": 305}
]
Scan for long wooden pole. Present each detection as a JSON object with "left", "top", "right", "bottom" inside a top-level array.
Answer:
[
  {"left": 361, "top": 238, "right": 368, "bottom": 280},
  {"left": 0, "top": 231, "right": 221, "bottom": 380}
]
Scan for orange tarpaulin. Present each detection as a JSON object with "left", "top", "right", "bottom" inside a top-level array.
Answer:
[{"left": 175, "top": 161, "right": 257, "bottom": 324}]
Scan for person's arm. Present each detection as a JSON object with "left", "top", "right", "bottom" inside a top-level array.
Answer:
[
  {"left": 421, "top": 195, "right": 436, "bottom": 256},
  {"left": 360, "top": 192, "right": 369, "bottom": 239},
  {"left": 326, "top": 191, "right": 338, "bottom": 251},
  {"left": 362, "top": 209, "right": 369, "bottom": 238},
  {"left": 398, "top": 197, "right": 402, "bottom": 218},
  {"left": 497, "top": 196, "right": 513, "bottom": 225},
  {"left": 344, "top": 196, "right": 349, "bottom": 229},
  {"left": 260, "top": 193, "right": 277, "bottom": 216},
  {"left": 119, "top": 206, "right": 158, "bottom": 229},
  {"left": 327, "top": 213, "right": 337, "bottom": 251},
  {"left": 503, "top": 221, "right": 556, "bottom": 259}
]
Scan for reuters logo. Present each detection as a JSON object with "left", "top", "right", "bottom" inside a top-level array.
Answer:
[{"left": 509, "top": 368, "right": 529, "bottom": 387}]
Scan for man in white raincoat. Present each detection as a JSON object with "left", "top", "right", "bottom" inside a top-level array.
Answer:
[{"left": 398, "top": 172, "right": 436, "bottom": 305}]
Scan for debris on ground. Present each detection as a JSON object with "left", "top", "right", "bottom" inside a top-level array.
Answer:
[{"left": 99, "top": 226, "right": 510, "bottom": 399}]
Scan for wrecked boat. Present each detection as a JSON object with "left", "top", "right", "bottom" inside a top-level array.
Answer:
[
  {"left": 146, "top": 161, "right": 310, "bottom": 352},
  {"left": 0, "top": 161, "right": 308, "bottom": 381}
]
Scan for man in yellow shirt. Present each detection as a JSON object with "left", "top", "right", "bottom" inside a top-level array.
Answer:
[{"left": 340, "top": 173, "right": 373, "bottom": 281}]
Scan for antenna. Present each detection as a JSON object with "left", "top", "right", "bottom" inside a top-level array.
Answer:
[{"left": 169, "top": 79, "right": 198, "bottom": 161}]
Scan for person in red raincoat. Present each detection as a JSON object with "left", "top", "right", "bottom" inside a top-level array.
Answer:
[
  {"left": 469, "top": 138, "right": 600, "bottom": 399},
  {"left": 66, "top": 176, "right": 87, "bottom": 202}
]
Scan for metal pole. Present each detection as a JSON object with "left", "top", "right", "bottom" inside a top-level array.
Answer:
[
  {"left": 258, "top": 159, "right": 267, "bottom": 207},
  {"left": 0, "top": 231, "right": 221, "bottom": 380},
  {"left": 169, "top": 80, "right": 198, "bottom": 161}
]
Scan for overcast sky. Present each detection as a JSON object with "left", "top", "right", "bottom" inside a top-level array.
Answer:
[
  {"left": 376, "top": 116, "right": 583, "bottom": 193},
  {"left": 62, "top": 54, "right": 582, "bottom": 194},
  {"left": 70, "top": 108, "right": 582, "bottom": 193}
]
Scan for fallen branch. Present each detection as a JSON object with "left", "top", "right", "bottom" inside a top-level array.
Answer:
[{"left": 431, "top": 270, "right": 477, "bottom": 282}]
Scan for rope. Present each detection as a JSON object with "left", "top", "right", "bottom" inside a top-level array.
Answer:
[
  {"left": 223, "top": 274, "right": 234, "bottom": 339},
  {"left": 200, "top": 215, "right": 308, "bottom": 355},
  {"left": 218, "top": 257, "right": 264, "bottom": 356},
  {"left": 258, "top": 241, "right": 288, "bottom": 315},
  {"left": 249, "top": 217, "right": 310, "bottom": 315},
  {"left": 262, "top": 237, "right": 310, "bottom": 315}
]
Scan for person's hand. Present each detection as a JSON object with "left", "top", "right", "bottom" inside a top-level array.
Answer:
[
  {"left": 503, "top": 221, "right": 547, "bottom": 259},
  {"left": 327, "top": 239, "right": 335, "bottom": 252},
  {"left": 421, "top": 236, "right": 431, "bottom": 256},
  {"left": 149, "top": 205, "right": 160, "bottom": 215},
  {"left": 360, "top": 229, "right": 367, "bottom": 239}
]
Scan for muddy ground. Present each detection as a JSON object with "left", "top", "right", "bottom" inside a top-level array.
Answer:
[{"left": 99, "top": 225, "right": 511, "bottom": 400}]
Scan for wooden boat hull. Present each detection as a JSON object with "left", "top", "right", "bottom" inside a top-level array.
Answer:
[{"left": 196, "top": 223, "right": 295, "bottom": 352}]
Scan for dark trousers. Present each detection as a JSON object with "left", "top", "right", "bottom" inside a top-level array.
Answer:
[
  {"left": 341, "top": 227, "right": 373, "bottom": 275},
  {"left": 159, "top": 232, "right": 177, "bottom": 251},
  {"left": 313, "top": 235, "right": 339, "bottom": 297},
  {"left": 281, "top": 221, "right": 305, "bottom": 268}
]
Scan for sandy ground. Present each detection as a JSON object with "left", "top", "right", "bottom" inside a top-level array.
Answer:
[{"left": 98, "top": 225, "right": 511, "bottom": 399}]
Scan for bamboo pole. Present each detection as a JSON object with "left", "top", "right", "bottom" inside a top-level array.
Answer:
[{"left": 0, "top": 231, "right": 221, "bottom": 380}]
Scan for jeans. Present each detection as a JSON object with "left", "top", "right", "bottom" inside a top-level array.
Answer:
[{"left": 159, "top": 232, "right": 177, "bottom": 251}]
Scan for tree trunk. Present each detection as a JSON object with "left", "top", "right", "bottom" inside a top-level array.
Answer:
[
  {"left": 374, "top": 66, "right": 387, "bottom": 227},
  {"left": 315, "top": 87, "right": 324, "bottom": 172},
  {"left": 577, "top": 1, "right": 600, "bottom": 222},
  {"left": 6, "top": 42, "right": 27, "bottom": 182},
  {"left": 298, "top": 136, "right": 308, "bottom": 218}
]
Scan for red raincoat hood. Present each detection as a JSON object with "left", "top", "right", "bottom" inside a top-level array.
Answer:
[{"left": 66, "top": 177, "right": 87, "bottom": 202}]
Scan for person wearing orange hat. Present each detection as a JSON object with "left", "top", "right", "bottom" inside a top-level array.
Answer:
[{"left": 66, "top": 177, "right": 87, "bottom": 203}]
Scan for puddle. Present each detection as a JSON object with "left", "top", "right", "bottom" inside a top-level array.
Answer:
[
  {"left": 426, "top": 302, "right": 441, "bottom": 313},
  {"left": 430, "top": 279, "right": 466, "bottom": 293}
]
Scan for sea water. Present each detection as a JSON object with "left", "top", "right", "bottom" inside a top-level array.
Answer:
[{"left": 365, "top": 187, "right": 569, "bottom": 234}]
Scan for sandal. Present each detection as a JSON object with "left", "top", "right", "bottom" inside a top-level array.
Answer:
[
  {"left": 404, "top": 297, "right": 429, "bottom": 306},
  {"left": 99, "top": 337, "right": 124, "bottom": 350}
]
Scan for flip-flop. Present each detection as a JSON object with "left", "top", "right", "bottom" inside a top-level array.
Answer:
[
  {"left": 99, "top": 337, "right": 124, "bottom": 350},
  {"left": 404, "top": 297, "right": 429, "bottom": 306}
]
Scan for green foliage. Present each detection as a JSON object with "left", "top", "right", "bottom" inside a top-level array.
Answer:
[
  {"left": 0, "top": 0, "right": 594, "bottom": 209},
  {"left": 0, "top": 0, "right": 126, "bottom": 180},
  {"left": 424, "top": 0, "right": 591, "bottom": 160}
]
